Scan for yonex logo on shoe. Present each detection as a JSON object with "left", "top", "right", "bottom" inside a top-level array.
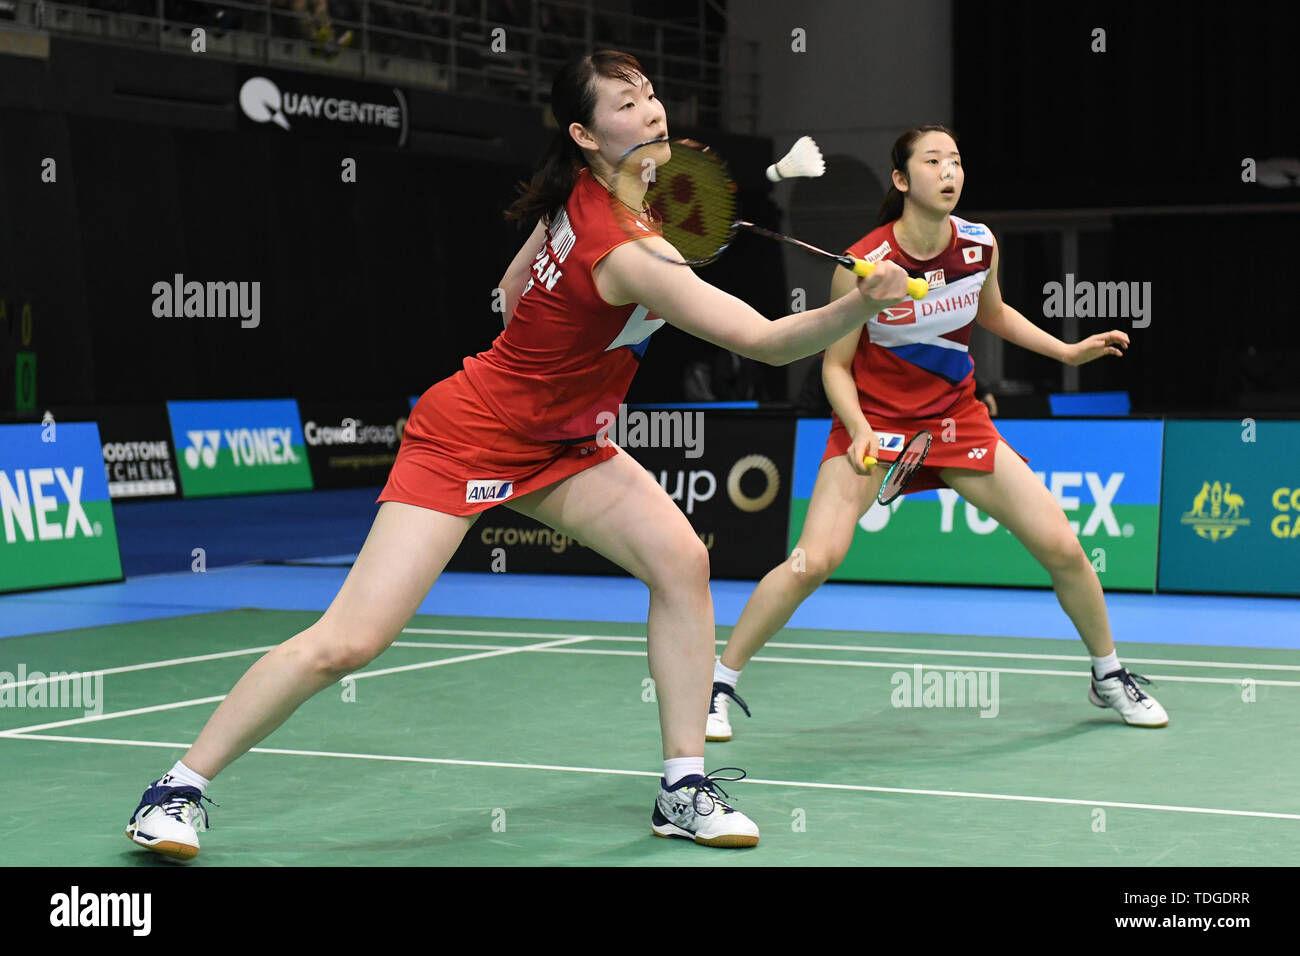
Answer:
[{"left": 49, "top": 886, "right": 151, "bottom": 936}]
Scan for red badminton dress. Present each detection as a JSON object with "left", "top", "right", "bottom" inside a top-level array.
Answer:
[
  {"left": 379, "top": 168, "right": 666, "bottom": 515},
  {"left": 822, "top": 215, "right": 1026, "bottom": 491}
]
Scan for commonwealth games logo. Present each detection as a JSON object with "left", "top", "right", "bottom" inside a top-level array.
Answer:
[{"left": 1181, "top": 481, "right": 1250, "bottom": 541}]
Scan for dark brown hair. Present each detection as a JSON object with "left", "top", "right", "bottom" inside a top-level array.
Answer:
[
  {"left": 876, "top": 125, "right": 959, "bottom": 226},
  {"left": 504, "top": 50, "right": 648, "bottom": 227}
]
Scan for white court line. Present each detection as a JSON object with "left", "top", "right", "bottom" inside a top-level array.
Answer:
[
  {"left": 3, "top": 731, "right": 1298, "bottom": 822},
  {"left": 0, "top": 696, "right": 229, "bottom": 735},
  {"left": 400, "top": 628, "right": 1300, "bottom": 672},
  {"left": 0, "top": 634, "right": 591, "bottom": 736},
  {"left": 392, "top": 642, "right": 1300, "bottom": 687},
  {"left": 7, "top": 649, "right": 1286, "bottom": 738},
  {"left": 1, "top": 632, "right": 1288, "bottom": 737},
  {"left": 4, "top": 627, "right": 1293, "bottom": 699},
  {"left": 0, "top": 646, "right": 279, "bottom": 691},
  {"left": 3, "top": 629, "right": 1293, "bottom": 735}
]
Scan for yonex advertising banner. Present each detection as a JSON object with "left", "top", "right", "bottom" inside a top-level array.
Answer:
[
  {"left": 1158, "top": 420, "right": 1300, "bottom": 596},
  {"left": 0, "top": 422, "right": 123, "bottom": 593},
  {"left": 789, "top": 419, "right": 1163, "bottom": 590},
  {"left": 167, "top": 400, "right": 313, "bottom": 498}
]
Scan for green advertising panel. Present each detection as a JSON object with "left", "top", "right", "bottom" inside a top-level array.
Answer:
[
  {"left": 166, "top": 399, "right": 313, "bottom": 497},
  {"left": 789, "top": 419, "right": 1164, "bottom": 590},
  {"left": 1159, "top": 420, "right": 1300, "bottom": 596},
  {"left": 0, "top": 422, "right": 124, "bottom": 593}
]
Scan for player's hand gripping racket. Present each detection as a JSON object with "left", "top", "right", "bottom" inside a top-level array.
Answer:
[
  {"left": 608, "top": 137, "right": 929, "bottom": 299},
  {"left": 863, "top": 430, "right": 933, "bottom": 505}
]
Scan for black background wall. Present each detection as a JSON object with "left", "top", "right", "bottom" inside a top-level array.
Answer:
[
  {"left": 952, "top": 1, "right": 1300, "bottom": 415},
  {"left": 0, "top": 36, "right": 786, "bottom": 413}
]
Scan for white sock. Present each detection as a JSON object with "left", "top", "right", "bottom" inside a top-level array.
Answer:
[
  {"left": 663, "top": 757, "right": 705, "bottom": 789},
  {"left": 1091, "top": 651, "right": 1121, "bottom": 679},
  {"left": 160, "top": 760, "right": 211, "bottom": 794},
  {"left": 714, "top": 658, "right": 742, "bottom": 688}
]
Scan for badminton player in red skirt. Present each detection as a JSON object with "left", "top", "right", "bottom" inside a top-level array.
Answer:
[
  {"left": 125, "top": 51, "right": 914, "bottom": 858},
  {"left": 706, "top": 125, "right": 1168, "bottom": 742}
]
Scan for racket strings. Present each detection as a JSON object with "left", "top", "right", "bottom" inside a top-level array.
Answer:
[{"left": 614, "top": 139, "right": 737, "bottom": 265}]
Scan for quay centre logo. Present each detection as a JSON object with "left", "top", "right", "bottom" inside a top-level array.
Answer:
[{"left": 238, "top": 76, "right": 408, "bottom": 146}]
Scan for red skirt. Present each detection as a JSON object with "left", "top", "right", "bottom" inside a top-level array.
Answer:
[
  {"left": 822, "top": 392, "right": 1027, "bottom": 494},
  {"left": 377, "top": 371, "right": 618, "bottom": 516}
]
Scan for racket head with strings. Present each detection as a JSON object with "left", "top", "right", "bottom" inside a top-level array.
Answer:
[
  {"left": 607, "top": 137, "right": 739, "bottom": 267},
  {"left": 872, "top": 430, "right": 933, "bottom": 505}
]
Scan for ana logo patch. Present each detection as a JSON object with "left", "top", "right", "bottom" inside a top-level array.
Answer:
[
  {"left": 466, "top": 480, "right": 514, "bottom": 503},
  {"left": 875, "top": 432, "right": 905, "bottom": 452}
]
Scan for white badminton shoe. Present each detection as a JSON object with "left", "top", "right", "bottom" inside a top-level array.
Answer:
[
  {"left": 705, "top": 682, "right": 750, "bottom": 742},
  {"left": 652, "top": 769, "right": 760, "bottom": 848},
  {"left": 1089, "top": 667, "right": 1169, "bottom": 727},
  {"left": 126, "top": 777, "right": 215, "bottom": 861}
]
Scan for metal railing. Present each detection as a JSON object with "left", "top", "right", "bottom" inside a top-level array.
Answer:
[{"left": 6, "top": 0, "right": 759, "bottom": 130}]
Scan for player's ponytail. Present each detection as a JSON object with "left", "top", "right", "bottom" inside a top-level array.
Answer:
[
  {"left": 505, "top": 50, "right": 648, "bottom": 227},
  {"left": 875, "top": 124, "right": 959, "bottom": 226}
]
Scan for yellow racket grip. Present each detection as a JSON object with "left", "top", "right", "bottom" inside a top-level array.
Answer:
[
  {"left": 862, "top": 455, "right": 877, "bottom": 471},
  {"left": 848, "top": 258, "right": 929, "bottom": 300}
]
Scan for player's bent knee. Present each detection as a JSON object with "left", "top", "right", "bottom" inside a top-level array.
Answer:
[
  {"left": 646, "top": 532, "right": 710, "bottom": 592},
  {"left": 1040, "top": 529, "right": 1087, "bottom": 573},
  {"left": 293, "top": 623, "right": 389, "bottom": 676},
  {"left": 791, "top": 543, "right": 848, "bottom": 586}
]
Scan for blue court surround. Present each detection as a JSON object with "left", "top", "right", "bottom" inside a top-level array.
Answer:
[{"left": 1, "top": 487, "right": 1296, "bottom": 647}]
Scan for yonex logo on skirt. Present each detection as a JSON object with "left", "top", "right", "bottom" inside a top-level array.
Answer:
[{"left": 466, "top": 480, "right": 514, "bottom": 503}]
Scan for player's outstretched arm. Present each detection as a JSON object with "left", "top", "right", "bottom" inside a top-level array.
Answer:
[
  {"left": 595, "top": 235, "right": 909, "bottom": 366},
  {"left": 974, "top": 235, "right": 1129, "bottom": 365}
]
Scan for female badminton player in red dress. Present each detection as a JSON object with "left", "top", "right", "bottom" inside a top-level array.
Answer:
[
  {"left": 705, "top": 126, "right": 1169, "bottom": 742},
  {"left": 124, "top": 51, "right": 913, "bottom": 858}
]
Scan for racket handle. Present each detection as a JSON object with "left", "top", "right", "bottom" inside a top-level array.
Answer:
[
  {"left": 848, "top": 258, "right": 929, "bottom": 300},
  {"left": 862, "top": 455, "right": 877, "bottom": 470}
]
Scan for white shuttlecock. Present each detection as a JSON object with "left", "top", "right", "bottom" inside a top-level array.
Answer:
[{"left": 766, "top": 136, "right": 825, "bottom": 182}]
